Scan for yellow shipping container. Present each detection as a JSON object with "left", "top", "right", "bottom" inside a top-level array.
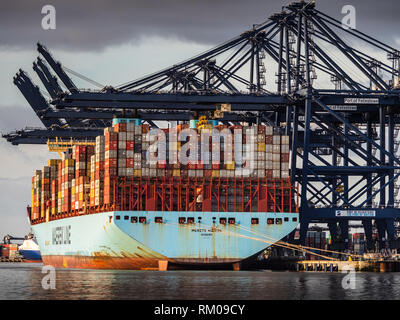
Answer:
[
  {"left": 51, "top": 208, "right": 55, "bottom": 215},
  {"left": 65, "top": 159, "right": 75, "bottom": 167},
  {"left": 257, "top": 142, "right": 266, "bottom": 152},
  {"left": 90, "top": 189, "right": 95, "bottom": 198},
  {"left": 212, "top": 170, "right": 220, "bottom": 177},
  {"left": 173, "top": 169, "right": 181, "bottom": 177},
  {"left": 226, "top": 162, "right": 235, "bottom": 170},
  {"left": 133, "top": 169, "right": 142, "bottom": 177},
  {"left": 48, "top": 159, "right": 61, "bottom": 167},
  {"left": 79, "top": 193, "right": 83, "bottom": 201}
]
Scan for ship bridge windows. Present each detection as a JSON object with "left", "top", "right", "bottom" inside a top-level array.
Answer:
[
  {"left": 251, "top": 218, "right": 259, "bottom": 225},
  {"left": 276, "top": 218, "right": 282, "bottom": 225},
  {"left": 139, "top": 217, "right": 147, "bottom": 224},
  {"left": 124, "top": 215, "right": 129, "bottom": 220},
  {"left": 284, "top": 217, "right": 289, "bottom": 222},
  {"left": 155, "top": 217, "right": 163, "bottom": 223},
  {"left": 219, "top": 218, "right": 227, "bottom": 225},
  {"left": 115, "top": 215, "right": 121, "bottom": 220},
  {"left": 228, "top": 218, "right": 236, "bottom": 225},
  {"left": 267, "top": 218, "right": 274, "bottom": 225},
  {"left": 187, "top": 217, "right": 195, "bottom": 224},
  {"left": 292, "top": 217, "right": 298, "bottom": 222},
  {"left": 179, "top": 217, "right": 186, "bottom": 224},
  {"left": 131, "top": 217, "right": 138, "bottom": 223}
]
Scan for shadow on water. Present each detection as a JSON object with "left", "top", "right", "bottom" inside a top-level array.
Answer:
[{"left": 1, "top": 263, "right": 400, "bottom": 299}]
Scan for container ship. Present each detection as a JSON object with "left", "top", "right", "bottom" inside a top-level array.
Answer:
[{"left": 28, "top": 119, "right": 299, "bottom": 270}]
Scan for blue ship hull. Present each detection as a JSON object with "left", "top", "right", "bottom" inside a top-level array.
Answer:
[
  {"left": 19, "top": 249, "right": 42, "bottom": 261},
  {"left": 31, "top": 211, "right": 298, "bottom": 270}
]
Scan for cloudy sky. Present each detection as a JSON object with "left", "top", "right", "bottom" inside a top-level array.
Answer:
[{"left": 0, "top": 0, "right": 399, "bottom": 237}]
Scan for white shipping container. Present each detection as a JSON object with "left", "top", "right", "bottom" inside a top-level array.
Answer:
[
  {"left": 281, "top": 145, "right": 290, "bottom": 153},
  {"left": 281, "top": 170, "right": 289, "bottom": 178},
  {"left": 281, "top": 162, "right": 289, "bottom": 171},
  {"left": 126, "top": 123, "right": 135, "bottom": 132},
  {"left": 272, "top": 161, "right": 281, "bottom": 170},
  {"left": 118, "top": 141, "right": 126, "bottom": 149},
  {"left": 118, "top": 159, "right": 126, "bottom": 167},
  {"left": 118, "top": 168, "right": 127, "bottom": 176},
  {"left": 265, "top": 126, "right": 274, "bottom": 135},
  {"left": 273, "top": 169, "right": 281, "bottom": 178},
  {"left": 142, "top": 168, "right": 150, "bottom": 177},
  {"left": 273, "top": 135, "right": 281, "bottom": 145},
  {"left": 188, "top": 170, "right": 196, "bottom": 177},
  {"left": 257, "top": 169, "right": 265, "bottom": 178},
  {"left": 272, "top": 145, "right": 281, "bottom": 154},
  {"left": 281, "top": 135, "right": 289, "bottom": 145},
  {"left": 126, "top": 168, "right": 134, "bottom": 176},
  {"left": 118, "top": 132, "right": 127, "bottom": 141}
]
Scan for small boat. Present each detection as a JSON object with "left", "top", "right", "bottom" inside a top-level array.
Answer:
[{"left": 19, "top": 234, "right": 42, "bottom": 262}]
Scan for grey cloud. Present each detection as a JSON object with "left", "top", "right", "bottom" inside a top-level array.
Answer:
[
  {"left": 0, "top": 0, "right": 399, "bottom": 52},
  {"left": 0, "top": 105, "right": 44, "bottom": 133}
]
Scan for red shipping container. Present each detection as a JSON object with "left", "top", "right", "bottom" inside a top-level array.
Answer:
[
  {"left": 187, "top": 163, "right": 196, "bottom": 170},
  {"left": 105, "top": 168, "right": 118, "bottom": 177},
  {"left": 95, "top": 161, "right": 104, "bottom": 171},
  {"left": 211, "top": 163, "right": 220, "bottom": 170},
  {"left": 165, "top": 170, "right": 173, "bottom": 178},
  {"left": 75, "top": 146, "right": 86, "bottom": 153},
  {"left": 126, "top": 159, "right": 134, "bottom": 168},
  {"left": 75, "top": 169, "right": 86, "bottom": 177},
  {"left": 86, "top": 146, "right": 94, "bottom": 155},
  {"left": 95, "top": 170, "right": 105, "bottom": 180},
  {"left": 105, "top": 159, "right": 117, "bottom": 168},
  {"left": 105, "top": 132, "right": 118, "bottom": 142},
  {"left": 114, "top": 123, "right": 127, "bottom": 132},
  {"left": 265, "top": 136, "right": 273, "bottom": 144},
  {"left": 126, "top": 141, "right": 134, "bottom": 150},
  {"left": 281, "top": 153, "right": 289, "bottom": 162},
  {"left": 105, "top": 141, "right": 118, "bottom": 151},
  {"left": 157, "top": 162, "right": 166, "bottom": 169}
]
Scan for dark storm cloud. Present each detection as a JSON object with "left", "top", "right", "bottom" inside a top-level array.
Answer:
[{"left": 0, "top": 0, "right": 399, "bottom": 52}]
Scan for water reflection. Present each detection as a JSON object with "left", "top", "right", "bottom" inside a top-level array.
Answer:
[{"left": 1, "top": 263, "right": 400, "bottom": 300}]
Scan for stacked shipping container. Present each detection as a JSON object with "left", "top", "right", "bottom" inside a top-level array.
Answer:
[{"left": 29, "top": 121, "right": 297, "bottom": 223}]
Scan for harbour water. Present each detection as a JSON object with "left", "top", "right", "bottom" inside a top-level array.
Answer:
[{"left": 0, "top": 263, "right": 400, "bottom": 300}]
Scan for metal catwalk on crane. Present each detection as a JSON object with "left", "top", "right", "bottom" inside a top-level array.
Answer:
[{"left": 3, "top": 1, "right": 400, "bottom": 250}]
